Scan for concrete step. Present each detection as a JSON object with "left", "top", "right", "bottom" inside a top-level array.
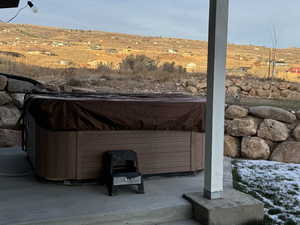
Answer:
[
  {"left": 12, "top": 203, "right": 193, "bottom": 225},
  {"left": 159, "top": 219, "right": 201, "bottom": 225}
]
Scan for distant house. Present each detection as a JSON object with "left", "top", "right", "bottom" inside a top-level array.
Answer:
[
  {"left": 186, "top": 62, "right": 197, "bottom": 72},
  {"left": 88, "top": 60, "right": 103, "bottom": 69},
  {"left": 275, "top": 61, "right": 288, "bottom": 67},
  {"left": 287, "top": 67, "right": 300, "bottom": 74},
  {"left": 238, "top": 67, "right": 251, "bottom": 72},
  {"left": 168, "top": 49, "right": 178, "bottom": 54},
  {"left": 106, "top": 48, "right": 118, "bottom": 54},
  {"left": 183, "top": 52, "right": 193, "bottom": 57}
]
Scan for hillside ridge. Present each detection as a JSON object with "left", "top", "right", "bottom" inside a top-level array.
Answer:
[{"left": 1, "top": 23, "right": 300, "bottom": 82}]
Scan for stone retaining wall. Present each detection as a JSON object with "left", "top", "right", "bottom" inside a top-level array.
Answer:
[
  {"left": 0, "top": 74, "right": 47, "bottom": 148},
  {"left": 0, "top": 73, "right": 299, "bottom": 164},
  {"left": 225, "top": 105, "right": 300, "bottom": 164}
]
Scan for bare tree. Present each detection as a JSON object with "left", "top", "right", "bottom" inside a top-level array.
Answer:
[
  {"left": 271, "top": 26, "right": 278, "bottom": 80},
  {"left": 267, "top": 48, "right": 272, "bottom": 79},
  {"left": 267, "top": 25, "right": 279, "bottom": 80}
]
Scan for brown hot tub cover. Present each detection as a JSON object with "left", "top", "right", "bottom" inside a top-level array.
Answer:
[{"left": 25, "top": 93, "right": 206, "bottom": 132}]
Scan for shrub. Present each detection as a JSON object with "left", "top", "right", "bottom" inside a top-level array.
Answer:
[
  {"left": 119, "top": 55, "right": 158, "bottom": 74},
  {"left": 95, "top": 63, "right": 113, "bottom": 74},
  {"left": 159, "top": 62, "right": 186, "bottom": 73}
]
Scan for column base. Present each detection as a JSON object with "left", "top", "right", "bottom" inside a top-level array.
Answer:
[
  {"left": 183, "top": 188, "right": 264, "bottom": 225},
  {"left": 203, "top": 189, "right": 223, "bottom": 200}
]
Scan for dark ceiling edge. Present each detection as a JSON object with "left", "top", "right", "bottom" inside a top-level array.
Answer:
[{"left": 0, "top": 0, "right": 20, "bottom": 9}]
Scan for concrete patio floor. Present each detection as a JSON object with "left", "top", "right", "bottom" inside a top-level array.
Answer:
[{"left": 0, "top": 148, "right": 233, "bottom": 225}]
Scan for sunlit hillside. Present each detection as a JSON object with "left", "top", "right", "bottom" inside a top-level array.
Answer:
[{"left": 0, "top": 23, "right": 300, "bottom": 82}]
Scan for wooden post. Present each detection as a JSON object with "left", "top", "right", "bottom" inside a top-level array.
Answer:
[{"left": 204, "top": 0, "right": 229, "bottom": 200}]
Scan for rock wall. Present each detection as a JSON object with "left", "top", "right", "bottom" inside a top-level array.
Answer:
[
  {"left": 0, "top": 74, "right": 47, "bottom": 148},
  {"left": 225, "top": 105, "right": 300, "bottom": 164},
  {"left": 0, "top": 73, "right": 299, "bottom": 164},
  {"left": 186, "top": 76, "right": 300, "bottom": 100}
]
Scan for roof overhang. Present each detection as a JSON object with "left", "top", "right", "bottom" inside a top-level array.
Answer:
[{"left": 0, "top": 0, "right": 20, "bottom": 8}]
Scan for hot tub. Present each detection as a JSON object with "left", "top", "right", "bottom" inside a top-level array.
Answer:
[{"left": 24, "top": 93, "right": 206, "bottom": 181}]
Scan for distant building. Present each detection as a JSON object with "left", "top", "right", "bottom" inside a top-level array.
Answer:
[
  {"left": 275, "top": 61, "right": 288, "bottom": 67},
  {"left": 106, "top": 48, "right": 118, "bottom": 54},
  {"left": 186, "top": 62, "right": 197, "bottom": 72},
  {"left": 183, "top": 52, "right": 193, "bottom": 57},
  {"left": 238, "top": 67, "right": 251, "bottom": 72},
  {"left": 287, "top": 67, "right": 300, "bottom": 74},
  {"left": 168, "top": 49, "right": 178, "bottom": 54},
  {"left": 87, "top": 60, "right": 109, "bottom": 69}
]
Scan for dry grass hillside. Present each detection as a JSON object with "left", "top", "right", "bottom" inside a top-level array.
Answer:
[{"left": 1, "top": 23, "right": 300, "bottom": 83}]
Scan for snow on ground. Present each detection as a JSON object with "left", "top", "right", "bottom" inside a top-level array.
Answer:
[{"left": 232, "top": 160, "right": 300, "bottom": 225}]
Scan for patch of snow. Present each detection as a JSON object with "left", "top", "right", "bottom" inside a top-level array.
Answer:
[{"left": 233, "top": 160, "right": 300, "bottom": 225}]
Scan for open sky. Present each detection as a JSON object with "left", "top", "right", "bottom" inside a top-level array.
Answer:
[{"left": 0, "top": 0, "right": 299, "bottom": 48}]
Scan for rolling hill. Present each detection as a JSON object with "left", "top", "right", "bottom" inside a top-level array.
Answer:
[{"left": 0, "top": 23, "right": 300, "bottom": 82}]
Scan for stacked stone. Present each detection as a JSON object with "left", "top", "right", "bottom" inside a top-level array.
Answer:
[
  {"left": 224, "top": 105, "right": 300, "bottom": 164},
  {"left": 186, "top": 77, "right": 300, "bottom": 99},
  {"left": 0, "top": 75, "right": 46, "bottom": 148},
  {"left": 225, "top": 78, "right": 300, "bottom": 100}
]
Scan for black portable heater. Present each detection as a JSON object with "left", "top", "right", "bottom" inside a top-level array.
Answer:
[{"left": 104, "top": 150, "right": 144, "bottom": 196}]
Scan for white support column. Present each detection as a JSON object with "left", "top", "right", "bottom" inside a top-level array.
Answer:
[{"left": 204, "top": 0, "right": 229, "bottom": 200}]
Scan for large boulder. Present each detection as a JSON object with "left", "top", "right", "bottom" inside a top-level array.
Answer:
[
  {"left": 287, "top": 122, "right": 297, "bottom": 131},
  {"left": 256, "top": 89, "right": 270, "bottom": 98},
  {"left": 280, "top": 89, "right": 292, "bottom": 98},
  {"left": 257, "top": 119, "right": 289, "bottom": 142},
  {"left": 241, "top": 137, "right": 270, "bottom": 160},
  {"left": 0, "top": 106, "right": 21, "bottom": 129},
  {"left": 278, "top": 82, "right": 290, "bottom": 90},
  {"left": 0, "top": 76, "right": 8, "bottom": 90},
  {"left": 10, "top": 93, "right": 25, "bottom": 108},
  {"left": 196, "top": 82, "right": 207, "bottom": 90},
  {"left": 287, "top": 91, "right": 300, "bottom": 100},
  {"left": 7, "top": 79, "right": 37, "bottom": 93},
  {"left": 225, "top": 80, "right": 233, "bottom": 87},
  {"left": 240, "top": 83, "right": 252, "bottom": 92},
  {"left": 225, "top": 105, "right": 248, "bottom": 119},
  {"left": 186, "top": 86, "right": 198, "bottom": 95},
  {"left": 264, "top": 139, "right": 276, "bottom": 152},
  {"left": 248, "top": 88, "right": 256, "bottom": 96},
  {"left": 270, "top": 141, "right": 300, "bottom": 164},
  {"left": 270, "top": 90, "right": 280, "bottom": 99},
  {"left": 224, "top": 135, "right": 240, "bottom": 158},
  {"left": 226, "top": 117, "right": 259, "bottom": 137},
  {"left": 0, "top": 129, "right": 21, "bottom": 147},
  {"left": 262, "top": 83, "right": 271, "bottom": 90},
  {"left": 295, "top": 110, "right": 300, "bottom": 120},
  {"left": 293, "top": 124, "right": 300, "bottom": 141},
  {"left": 0, "top": 92, "right": 12, "bottom": 106},
  {"left": 226, "top": 86, "right": 240, "bottom": 98},
  {"left": 249, "top": 106, "right": 296, "bottom": 123}
]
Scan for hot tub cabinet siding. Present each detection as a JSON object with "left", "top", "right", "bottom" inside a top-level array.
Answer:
[{"left": 27, "top": 122, "right": 204, "bottom": 180}]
